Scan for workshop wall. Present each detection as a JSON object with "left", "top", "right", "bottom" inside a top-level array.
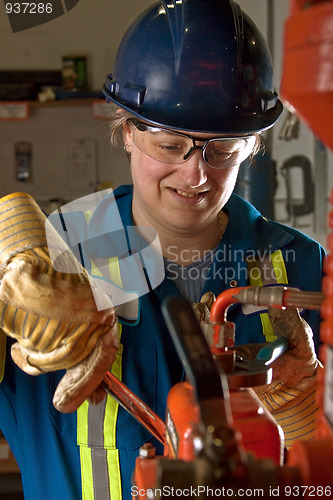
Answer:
[
  {"left": 0, "top": 0, "right": 332, "bottom": 247},
  {"left": 240, "top": 0, "right": 333, "bottom": 249},
  {"left": 0, "top": 0, "right": 153, "bottom": 207},
  {"left": 269, "top": 0, "right": 333, "bottom": 248}
]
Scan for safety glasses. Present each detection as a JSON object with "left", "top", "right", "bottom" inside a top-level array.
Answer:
[{"left": 130, "top": 119, "right": 256, "bottom": 169}]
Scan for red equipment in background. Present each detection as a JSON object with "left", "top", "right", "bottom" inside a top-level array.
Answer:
[
  {"left": 281, "top": 0, "right": 333, "bottom": 150},
  {"left": 280, "top": 0, "right": 333, "bottom": 488}
]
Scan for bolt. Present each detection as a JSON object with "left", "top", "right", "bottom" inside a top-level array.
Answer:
[{"left": 139, "top": 442, "right": 156, "bottom": 458}]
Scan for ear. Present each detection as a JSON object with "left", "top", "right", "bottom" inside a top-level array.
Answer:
[{"left": 122, "top": 120, "right": 133, "bottom": 154}]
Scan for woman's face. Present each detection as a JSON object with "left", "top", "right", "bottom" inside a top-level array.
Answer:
[{"left": 123, "top": 120, "right": 251, "bottom": 236}]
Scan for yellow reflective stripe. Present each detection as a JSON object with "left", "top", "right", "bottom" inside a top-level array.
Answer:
[
  {"left": 78, "top": 210, "right": 124, "bottom": 499},
  {"left": 271, "top": 249, "right": 288, "bottom": 284},
  {"left": 262, "top": 250, "right": 288, "bottom": 341},
  {"left": 247, "top": 250, "right": 287, "bottom": 286},
  {"left": 108, "top": 257, "right": 122, "bottom": 288},
  {"left": 77, "top": 327, "right": 123, "bottom": 499},
  {"left": 77, "top": 400, "right": 89, "bottom": 444},
  {"left": 84, "top": 211, "right": 92, "bottom": 224},
  {"left": 80, "top": 445, "right": 94, "bottom": 500},
  {"left": 107, "top": 450, "right": 122, "bottom": 500},
  {"left": 84, "top": 210, "right": 102, "bottom": 279},
  {"left": 91, "top": 260, "right": 103, "bottom": 277},
  {"left": 104, "top": 338, "right": 123, "bottom": 448},
  {"left": 105, "top": 328, "right": 122, "bottom": 500},
  {"left": 259, "top": 313, "right": 275, "bottom": 342},
  {"left": 85, "top": 209, "right": 122, "bottom": 288},
  {"left": 247, "top": 250, "right": 288, "bottom": 342},
  {"left": 246, "top": 259, "right": 264, "bottom": 287},
  {"left": 77, "top": 401, "right": 93, "bottom": 499}
]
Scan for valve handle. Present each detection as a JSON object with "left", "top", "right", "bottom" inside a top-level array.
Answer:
[{"left": 162, "top": 296, "right": 232, "bottom": 428}]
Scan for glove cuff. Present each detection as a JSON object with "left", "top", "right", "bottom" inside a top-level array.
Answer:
[{"left": 0, "top": 193, "right": 47, "bottom": 267}]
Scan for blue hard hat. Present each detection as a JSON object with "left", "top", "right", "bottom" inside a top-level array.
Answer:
[{"left": 103, "top": 0, "right": 283, "bottom": 134}]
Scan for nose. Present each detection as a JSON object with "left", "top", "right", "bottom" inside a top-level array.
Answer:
[{"left": 176, "top": 150, "right": 208, "bottom": 188}]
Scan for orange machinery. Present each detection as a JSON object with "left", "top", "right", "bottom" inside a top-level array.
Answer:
[
  {"left": 281, "top": 0, "right": 333, "bottom": 151},
  {"left": 104, "top": 286, "right": 328, "bottom": 498},
  {"left": 280, "top": 0, "right": 333, "bottom": 487},
  {"left": 127, "top": 289, "right": 328, "bottom": 499}
]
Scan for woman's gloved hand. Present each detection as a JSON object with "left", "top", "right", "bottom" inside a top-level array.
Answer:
[
  {"left": 192, "top": 291, "right": 216, "bottom": 322},
  {"left": 0, "top": 193, "right": 119, "bottom": 413},
  {"left": 266, "top": 306, "right": 319, "bottom": 387},
  {"left": 253, "top": 307, "right": 322, "bottom": 448},
  {"left": 233, "top": 307, "right": 320, "bottom": 388},
  {"left": 1, "top": 247, "right": 118, "bottom": 373}
]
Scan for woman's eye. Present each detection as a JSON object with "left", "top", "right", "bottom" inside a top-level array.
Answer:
[
  {"left": 159, "top": 143, "right": 182, "bottom": 151},
  {"left": 210, "top": 149, "right": 233, "bottom": 158}
]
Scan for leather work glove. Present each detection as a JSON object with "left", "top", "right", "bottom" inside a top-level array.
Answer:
[
  {"left": 192, "top": 291, "right": 216, "bottom": 322},
  {"left": 0, "top": 193, "right": 119, "bottom": 413},
  {"left": 266, "top": 306, "right": 319, "bottom": 387},
  {"left": 250, "top": 307, "right": 322, "bottom": 448},
  {"left": 233, "top": 307, "right": 320, "bottom": 388}
]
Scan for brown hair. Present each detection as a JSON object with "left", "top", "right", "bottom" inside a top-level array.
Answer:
[{"left": 108, "top": 106, "right": 133, "bottom": 147}]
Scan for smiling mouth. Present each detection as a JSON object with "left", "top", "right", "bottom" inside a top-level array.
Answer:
[{"left": 173, "top": 188, "right": 206, "bottom": 198}]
